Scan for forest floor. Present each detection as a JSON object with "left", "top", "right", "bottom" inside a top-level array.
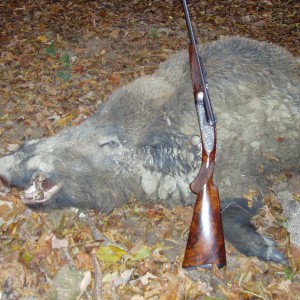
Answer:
[{"left": 0, "top": 0, "right": 299, "bottom": 299}]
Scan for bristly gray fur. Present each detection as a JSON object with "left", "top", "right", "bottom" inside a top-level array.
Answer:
[
  {"left": 0, "top": 36, "right": 299, "bottom": 211},
  {"left": 0, "top": 36, "right": 299, "bottom": 263}
]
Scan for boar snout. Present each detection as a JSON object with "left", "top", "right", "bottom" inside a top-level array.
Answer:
[{"left": 0, "top": 155, "right": 15, "bottom": 187}]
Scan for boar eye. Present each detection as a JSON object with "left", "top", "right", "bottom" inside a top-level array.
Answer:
[{"left": 100, "top": 141, "right": 119, "bottom": 148}]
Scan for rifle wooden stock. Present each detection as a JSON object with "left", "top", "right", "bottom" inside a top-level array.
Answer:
[{"left": 182, "top": 128, "right": 226, "bottom": 269}]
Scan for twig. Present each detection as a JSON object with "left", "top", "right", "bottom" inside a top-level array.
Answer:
[{"left": 91, "top": 253, "right": 103, "bottom": 300}]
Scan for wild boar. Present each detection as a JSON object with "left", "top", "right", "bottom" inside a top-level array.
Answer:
[{"left": 0, "top": 36, "right": 299, "bottom": 263}]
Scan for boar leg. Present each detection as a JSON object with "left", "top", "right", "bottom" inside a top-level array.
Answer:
[{"left": 221, "top": 198, "right": 286, "bottom": 264}]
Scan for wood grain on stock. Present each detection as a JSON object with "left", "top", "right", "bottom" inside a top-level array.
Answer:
[
  {"left": 182, "top": 178, "right": 226, "bottom": 269},
  {"left": 183, "top": 147, "right": 226, "bottom": 268},
  {"left": 190, "top": 157, "right": 214, "bottom": 194}
]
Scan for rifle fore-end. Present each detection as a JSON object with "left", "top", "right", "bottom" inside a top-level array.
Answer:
[
  {"left": 189, "top": 45, "right": 216, "bottom": 126},
  {"left": 189, "top": 45, "right": 203, "bottom": 96}
]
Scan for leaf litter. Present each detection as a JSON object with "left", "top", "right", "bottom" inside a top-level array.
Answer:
[{"left": 0, "top": 0, "right": 300, "bottom": 299}]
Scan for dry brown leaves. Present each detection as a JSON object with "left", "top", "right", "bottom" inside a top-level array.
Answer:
[
  {"left": 0, "top": 193, "right": 299, "bottom": 299},
  {"left": 0, "top": 0, "right": 299, "bottom": 299}
]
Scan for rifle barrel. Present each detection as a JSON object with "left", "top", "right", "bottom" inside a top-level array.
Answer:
[{"left": 181, "top": 0, "right": 216, "bottom": 126}]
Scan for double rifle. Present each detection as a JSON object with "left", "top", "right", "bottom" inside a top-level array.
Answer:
[{"left": 181, "top": 0, "right": 226, "bottom": 269}]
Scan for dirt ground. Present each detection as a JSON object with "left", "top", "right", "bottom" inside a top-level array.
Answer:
[{"left": 0, "top": 0, "right": 299, "bottom": 299}]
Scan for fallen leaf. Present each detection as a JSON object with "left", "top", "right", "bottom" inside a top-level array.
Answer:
[
  {"left": 131, "top": 245, "right": 151, "bottom": 261},
  {"left": 0, "top": 113, "right": 9, "bottom": 121},
  {"left": 78, "top": 271, "right": 92, "bottom": 299},
  {"left": 102, "top": 269, "right": 133, "bottom": 287},
  {"left": 55, "top": 115, "right": 76, "bottom": 127},
  {"left": 52, "top": 234, "right": 69, "bottom": 249},
  {"left": 72, "top": 64, "right": 84, "bottom": 73},
  {"left": 0, "top": 258, "right": 26, "bottom": 290},
  {"left": 97, "top": 244, "right": 127, "bottom": 263},
  {"left": 75, "top": 252, "right": 91, "bottom": 270},
  {"left": 109, "top": 72, "right": 121, "bottom": 85},
  {"left": 7, "top": 144, "right": 20, "bottom": 152},
  {"left": 110, "top": 29, "right": 120, "bottom": 39},
  {"left": 292, "top": 193, "right": 300, "bottom": 202},
  {"left": 243, "top": 188, "right": 258, "bottom": 207},
  {"left": 4, "top": 52, "right": 15, "bottom": 61},
  {"left": 140, "top": 272, "right": 157, "bottom": 285},
  {"left": 262, "top": 152, "right": 279, "bottom": 162},
  {"left": 37, "top": 35, "right": 48, "bottom": 43}
]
